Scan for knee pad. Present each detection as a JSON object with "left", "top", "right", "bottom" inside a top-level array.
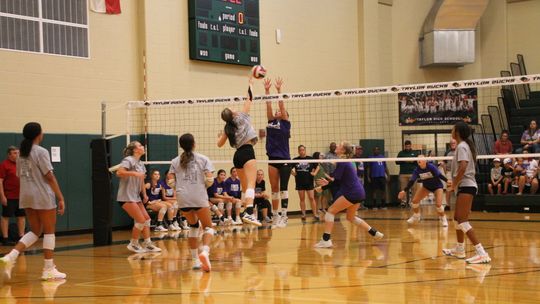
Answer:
[
  {"left": 458, "top": 221, "right": 472, "bottom": 233},
  {"left": 158, "top": 207, "right": 167, "bottom": 216},
  {"left": 353, "top": 216, "right": 365, "bottom": 226},
  {"left": 210, "top": 204, "right": 218, "bottom": 212},
  {"left": 411, "top": 203, "right": 420, "bottom": 209},
  {"left": 218, "top": 202, "right": 224, "bottom": 210},
  {"left": 19, "top": 231, "right": 39, "bottom": 248},
  {"left": 324, "top": 212, "right": 335, "bottom": 222},
  {"left": 189, "top": 221, "right": 200, "bottom": 228},
  {"left": 134, "top": 221, "right": 145, "bottom": 231},
  {"left": 280, "top": 191, "right": 288, "bottom": 200},
  {"left": 226, "top": 202, "right": 233, "bottom": 209},
  {"left": 436, "top": 205, "right": 445, "bottom": 213},
  {"left": 145, "top": 219, "right": 151, "bottom": 227},
  {"left": 245, "top": 188, "right": 255, "bottom": 199},
  {"left": 272, "top": 192, "right": 280, "bottom": 200},
  {"left": 204, "top": 227, "right": 215, "bottom": 236},
  {"left": 188, "top": 228, "right": 200, "bottom": 238},
  {"left": 42, "top": 234, "right": 55, "bottom": 250}
]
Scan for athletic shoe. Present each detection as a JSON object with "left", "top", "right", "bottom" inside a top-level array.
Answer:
[
  {"left": 271, "top": 215, "right": 281, "bottom": 228},
  {"left": 242, "top": 214, "right": 262, "bottom": 226},
  {"left": 233, "top": 218, "right": 243, "bottom": 225},
  {"left": 143, "top": 241, "right": 162, "bottom": 253},
  {"left": 264, "top": 216, "right": 272, "bottom": 223},
  {"left": 406, "top": 214, "right": 421, "bottom": 225},
  {"left": 169, "top": 221, "right": 181, "bottom": 231},
  {"left": 41, "top": 266, "right": 67, "bottom": 281},
  {"left": 211, "top": 222, "right": 217, "bottom": 227},
  {"left": 127, "top": 242, "right": 146, "bottom": 253},
  {"left": 301, "top": 216, "right": 306, "bottom": 223},
  {"left": 225, "top": 217, "right": 233, "bottom": 225},
  {"left": 442, "top": 247, "right": 466, "bottom": 259},
  {"left": 439, "top": 216, "right": 449, "bottom": 227},
  {"left": 466, "top": 253, "right": 491, "bottom": 264},
  {"left": 277, "top": 216, "right": 288, "bottom": 228},
  {"left": 314, "top": 239, "right": 333, "bottom": 248},
  {"left": 1, "top": 258, "right": 15, "bottom": 280},
  {"left": 181, "top": 220, "right": 191, "bottom": 230},
  {"left": 192, "top": 259, "right": 202, "bottom": 270},
  {"left": 154, "top": 225, "right": 167, "bottom": 232},
  {"left": 313, "top": 216, "right": 320, "bottom": 222},
  {"left": 198, "top": 251, "right": 211, "bottom": 272},
  {"left": 373, "top": 231, "right": 384, "bottom": 240}
]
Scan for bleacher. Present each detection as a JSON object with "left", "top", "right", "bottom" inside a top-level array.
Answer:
[{"left": 472, "top": 54, "right": 540, "bottom": 213}]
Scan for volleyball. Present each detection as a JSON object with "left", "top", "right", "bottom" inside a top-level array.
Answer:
[{"left": 251, "top": 65, "right": 267, "bottom": 79}]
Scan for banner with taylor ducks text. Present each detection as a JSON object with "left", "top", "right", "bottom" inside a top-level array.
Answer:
[{"left": 398, "top": 88, "right": 478, "bottom": 126}]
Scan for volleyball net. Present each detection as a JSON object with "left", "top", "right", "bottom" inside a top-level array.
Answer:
[{"left": 104, "top": 73, "right": 539, "bottom": 165}]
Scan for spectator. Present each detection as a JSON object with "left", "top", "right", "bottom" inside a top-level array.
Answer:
[
  {"left": 321, "top": 142, "right": 338, "bottom": 175},
  {"left": 254, "top": 169, "right": 272, "bottom": 223},
  {"left": 494, "top": 130, "right": 513, "bottom": 155},
  {"left": 367, "top": 146, "right": 389, "bottom": 209},
  {"left": 501, "top": 158, "right": 514, "bottom": 194},
  {"left": 354, "top": 146, "right": 365, "bottom": 185},
  {"left": 522, "top": 151, "right": 539, "bottom": 194},
  {"left": 396, "top": 140, "right": 418, "bottom": 206},
  {"left": 292, "top": 145, "right": 319, "bottom": 222},
  {"left": 313, "top": 152, "right": 330, "bottom": 213},
  {"left": 441, "top": 139, "right": 457, "bottom": 207},
  {"left": 517, "top": 120, "right": 540, "bottom": 153},
  {"left": 488, "top": 158, "right": 503, "bottom": 195},
  {"left": 0, "top": 146, "right": 25, "bottom": 246},
  {"left": 514, "top": 157, "right": 526, "bottom": 195}
]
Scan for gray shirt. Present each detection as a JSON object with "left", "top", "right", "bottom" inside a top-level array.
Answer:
[
  {"left": 451, "top": 141, "right": 477, "bottom": 188},
  {"left": 117, "top": 156, "right": 146, "bottom": 202},
  {"left": 17, "top": 145, "right": 56, "bottom": 209},
  {"left": 169, "top": 152, "right": 214, "bottom": 208},
  {"left": 233, "top": 112, "right": 258, "bottom": 149},
  {"left": 322, "top": 152, "right": 338, "bottom": 175}
]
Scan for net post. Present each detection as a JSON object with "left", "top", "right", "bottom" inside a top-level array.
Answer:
[{"left": 126, "top": 102, "right": 131, "bottom": 146}]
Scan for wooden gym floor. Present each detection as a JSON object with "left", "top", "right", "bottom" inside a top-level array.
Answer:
[{"left": 0, "top": 209, "right": 539, "bottom": 303}]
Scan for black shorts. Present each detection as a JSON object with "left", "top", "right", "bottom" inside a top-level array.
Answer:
[
  {"left": 2, "top": 199, "right": 25, "bottom": 217},
  {"left": 233, "top": 144, "right": 256, "bottom": 169},
  {"left": 268, "top": 157, "right": 290, "bottom": 170},
  {"left": 371, "top": 177, "right": 386, "bottom": 191},
  {"left": 457, "top": 187, "right": 478, "bottom": 196},
  {"left": 296, "top": 184, "right": 314, "bottom": 191},
  {"left": 424, "top": 185, "right": 443, "bottom": 193},
  {"left": 343, "top": 195, "right": 363, "bottom": 205},
  {"left": 180, "top": 207, "right": 202, "bottom": 212}
]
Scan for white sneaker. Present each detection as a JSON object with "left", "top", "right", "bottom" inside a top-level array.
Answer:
[
  {"left": 143, "top": 241, "right": 162, "bottom": 253},
  {"left": 466, "top": 253, "right": 491, "bottom": 264},
  {"left": 277, "top": 216, "right": 288, "bottom": 228},
  {"left": 373, "top": 231, "right": 384, "bottom": 240},
  {"left": 154, "top": 225, "right": 167, "bottom": 232},
  {"left": 314, "top": 239, "right": 333, "bottom": 248},
  {"left": 440, "top": 216, "right": 448, "bottom": 227},
  {"left": 169, "top": 222, "right": 181, "bottom": 231},
  {"left": 41, "top": 266, "right": 67, "bottom": 281},
  {"left": 233, "top": 218, "right": 243, "bottom": 225},
  {"left": 442, "top": 247, "right": 466, "bottom": 259},
  {"left": 181, "top": 220, "right": 191, "bottom": 230},
  {"left": 198, "top": 251, "right": 211, "bottom": 272},
  {"left": 192, "top": 259, "right": 202, "bottom": 270},
  {"left": 407, "top": 214, "right": 421, "bottom": 225},
  {"left": 226, "top": 217, "right": 234, "bottom": 225},
  {"left": 242, "top": 214, "right": 262, "bottom": 226},
  {"left": 271, "top": 215, "right": 281, "bottom": 228},
  {"left": 127, "top": 242, "right": 146, "bottom": 253},
  {"left": 264, "top": 216, "right": 272, "bottom": 223},
  {"left": 1, "top": 257, "right": 15, "bottom": 280}
]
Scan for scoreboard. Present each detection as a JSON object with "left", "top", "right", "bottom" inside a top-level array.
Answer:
[{"left": 188, "top": 0, "right": 260, "bottom": 66}]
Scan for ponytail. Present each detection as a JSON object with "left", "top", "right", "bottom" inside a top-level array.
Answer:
[
  {"left": 20, "top": 122, "right": 42, "bottom": 157},
  {"left": 123, "top": 141, "right": 139, "bottom": 157},
  {"left": 221, "top": 108, "right": 237, "bottom": 147},
  {"left": 179, "top": 133, "right": 195, "bottom": 169}
]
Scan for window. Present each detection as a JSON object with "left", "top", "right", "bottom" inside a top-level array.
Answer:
[{"left": 0, "top": 0, "right": 88, "bottom": 58}]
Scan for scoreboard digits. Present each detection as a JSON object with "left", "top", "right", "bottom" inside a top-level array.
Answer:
[{"left": 188, "top": 0, "right": 260, "bottom": 66}]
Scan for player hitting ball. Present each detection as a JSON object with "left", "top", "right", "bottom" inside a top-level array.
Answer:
[
  {"left": 398, "top": 155, "right": 449, "bottom": 227},
  {"left": 217, "top": 65, "right": 266, "bottom": 226},
  {"left": 313, "top": 141, "right": 383, "bottom": 248}
]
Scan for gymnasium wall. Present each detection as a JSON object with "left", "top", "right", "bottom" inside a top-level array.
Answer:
[{"left": 0, "top": 0, "right": 539, "bottom": 228}]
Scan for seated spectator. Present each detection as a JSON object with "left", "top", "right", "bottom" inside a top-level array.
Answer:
[
  {"left": 488, "top": 158, "right": 503, "bottom": 195},
  {"left": 494, "top": 130, "right": 513, "bottom": 155},
  {"left": 501, "top": 158, "right": 514, "bottom": 194},
  {"left": 514, "top": 157, "right": 526, "bottom": 195},
  {"left": 207, "top": 169, "right": 230, "bottom": 225},
  {"left": 517, "top": 120, "right": 540, "bottom": 153},
  {"left": 145, "top": 169, "right": 179, "bottom": 232},
  {"left": 254, "top": 170, "right": 272, "bottom": 223},
  {"left": 522, "top": 151, "right": 539, "bottom": 194}
]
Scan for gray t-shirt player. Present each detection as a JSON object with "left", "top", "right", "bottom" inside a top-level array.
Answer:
[
  {"left": 117, "top": 156, "right": 146, "bottom": 202},
  {"left": 17, "top": 145, "right": 56, "bottom": 209},
  {"left": 169, "top": 153, "right": 215, "bottom": 208},
  {"left": 451, "top": 141, "right": 477, "bottom": 189}
]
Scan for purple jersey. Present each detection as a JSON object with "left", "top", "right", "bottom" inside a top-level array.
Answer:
[
  {"left": 410, "top": 163, "right": 444, "bottom": 190},
  {"left": 369, "top": 155, "right": 387, "bottom": 178},
  {"left": 146, "top": 182, "right": 162, "bottom": 201},
  {"left": 333, "top": 162, "right": 365, "bottom": 201},
  {"left": 266, "top": 119, "right": 291, "bottom": 159},
  {"left": 207, "top": 178, "right": 226, "bottom": 199},
  {"left": 224, "top": 177, "right": 241, "bottom": 199},
  {"left": 160, "top": 180, "right": 174, "bottom": 198}
]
